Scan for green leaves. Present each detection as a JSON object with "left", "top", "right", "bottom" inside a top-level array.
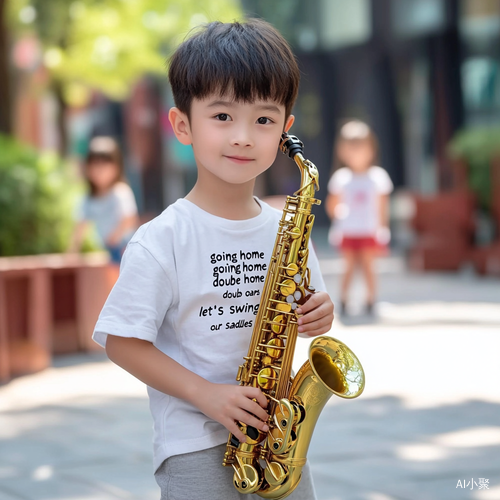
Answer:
[
  {"left": 0, "top": 135, "right": 80, "bottom": 256},
  {"left": 449, "top": 127, "right": 500, "bottom": 210},
  {"left": 9, "top": 0, "right": 243, "bottom": 104}
]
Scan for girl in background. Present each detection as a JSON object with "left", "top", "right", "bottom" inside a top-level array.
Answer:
[
  {"left": 70, "top": 136, "right": 139, "bottom": 264},
  {"left": 326, "top": 120, "right": 393, "bottom": 315}
]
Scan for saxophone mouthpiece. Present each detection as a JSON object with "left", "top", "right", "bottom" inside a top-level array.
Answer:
[{"left": 280, "top": 133, "right": 304, "bottom": 159}]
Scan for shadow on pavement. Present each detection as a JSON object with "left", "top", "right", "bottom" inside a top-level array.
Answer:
[
  {"left": 0, "top": 394, "right": 499, "bottom": 500},
  {"left": 51, "top": 350, "right": 109, "bottom": 369},
  {"left": 311, "top": 396, "right": 500, "bottom": 500}
]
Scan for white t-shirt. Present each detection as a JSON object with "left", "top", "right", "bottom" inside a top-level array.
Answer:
[
  {"left": 328, "top": 166, "right": 393, "bottom": 238},
  {"left": 80, "top": 182, "right": 137, "bottom": 245},
  {"left": 92, "top": 198, "right": 326, "bottom": 471}
]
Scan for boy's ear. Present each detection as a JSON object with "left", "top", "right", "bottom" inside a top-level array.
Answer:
[
  {"left": 168, "top": 107, "right": 192, "bottom": 145},
  {"left": 284, "top": 114, "right": 295, "bottom": 133}
]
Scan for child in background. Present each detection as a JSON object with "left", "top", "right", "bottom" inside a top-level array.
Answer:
[
  {"left": 326, "top": 120, "right": 393, "bottom": 315},
  {"left": 69, "top": 136, "right": 139, "bottom": 263},
  {"left": 93, "top": 20, "right": 334, "bottom": 500}
]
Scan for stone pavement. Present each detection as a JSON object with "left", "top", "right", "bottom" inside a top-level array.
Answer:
[{"left": 1, "top": 244, "right": 499, "bottom": 500}]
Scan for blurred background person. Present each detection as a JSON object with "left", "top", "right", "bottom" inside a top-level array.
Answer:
[
  {"left": 326, "top": 120, "right": 393, "bottom": 315},
  {"left": 69, "top": 136, "right": 139, "bottom": 264}
]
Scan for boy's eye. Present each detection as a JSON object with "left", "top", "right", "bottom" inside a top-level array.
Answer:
[
  {"left": 257, "top": 117, "right": 272, "bottom": 125},
  {"left": 215, "top": 113, "right": 231, "bottom": 121}
]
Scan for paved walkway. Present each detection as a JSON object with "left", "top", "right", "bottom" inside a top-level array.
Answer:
[{"left": 1, "top": 245, "right": 499, "bottom": 500}]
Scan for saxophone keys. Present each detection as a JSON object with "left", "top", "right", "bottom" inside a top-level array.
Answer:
[
  {"left": 261, "top": 355, "right": 273, "bottom": 366},
  {"left": 257, "top": 367, "right": 278, "bottom": 390},
  {"left": 271, "top": 314, "right": 286, "bottom": 334},
  {"left": 279, "top": 279, "right": 296, "bottom": 296},
  {"left": 287, "top": 227, "right": 301, "bottom": 239},
  {"left": 276, "top": 302, "right": 292, "bottom": 313},
  {"left": 232, "top": 463, "right": 262, "bottom": 494},
  {"left": 268, "top": 428, "right": 284, "bottom": 451},
  {"left": 284, "top": 263, "right": 299, "bottom": 276},
  {"left": 265, "top": 338, "right": 285, "bottom": 358},
  {"left": 264, "top": 461, "right": 288, "bottom": 487},
  {"left": 239, "top": 423, "right": 265, "bottom": 444},
  {"left": 268, "top": 426, "right": 294, "bottom": 455}
]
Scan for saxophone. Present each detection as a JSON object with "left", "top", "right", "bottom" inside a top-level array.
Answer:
[{"left": 222, "top": 133, "right": 365, "bottom": 499}]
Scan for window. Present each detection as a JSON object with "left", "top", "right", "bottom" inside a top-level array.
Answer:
[
  {"left": 392, "top": 0, "right": 447, "bottom": 37},
  {"left": 462, "top": 57, "right": 500, "bottom": 124},
  {"left": 319, "top": 0, "right": 371, "bottom": 49},
  {"left": 460, "top": 0, "right": 500, "bottom": 52}
]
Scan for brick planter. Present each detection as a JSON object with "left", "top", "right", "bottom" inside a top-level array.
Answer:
[
  {"left": 0, "top": 253, "right": 118, "bottom": 383},
  {"left": 409, "top": 191, "right": 476, "bottom": 271}
]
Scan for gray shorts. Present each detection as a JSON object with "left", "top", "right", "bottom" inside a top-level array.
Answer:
[{"left": 154, "top": 443, "right": 317, "bottom": 500}]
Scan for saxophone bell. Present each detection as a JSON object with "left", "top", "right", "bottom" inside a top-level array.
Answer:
[{"left": 308, "top": 336, "right": 365, "bottom": 399}]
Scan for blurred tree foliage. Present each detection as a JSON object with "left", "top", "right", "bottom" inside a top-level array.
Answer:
[
  {"left": 0, "top": 1, "right": 243, "bottom": 255},
  {"left": 449, "top": 126, "right": 500, "bottom": 211},
  {"left": 6, "top": 0, "right": 242, "bottom": 150},
  {"left": 0, "top": 134, "right": 82, "bottom": 256},
  {"left": 8, "top": 0, "right": 242, "bottom": 102}
]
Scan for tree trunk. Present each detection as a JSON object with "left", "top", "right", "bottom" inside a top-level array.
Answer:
[
  {"left": 0, "top": 0, "right": 12, "bottom": 135},
  {"left": 52, "top": 80, "right": 68, "bottom": 155}
]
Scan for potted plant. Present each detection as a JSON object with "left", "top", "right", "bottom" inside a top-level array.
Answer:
[
  {"left": 448, "top": 126, "right": 500, "bottom": 213},
  {"left": 0, "top": 134, "right": 79, "bottom": 256},
  {"left": 448, "top": 126, "right": 500, "bottom": 275}
]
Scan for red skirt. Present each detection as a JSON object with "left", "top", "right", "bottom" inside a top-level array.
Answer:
[
  {"left": 340, "top": 236, "right": 389, "bottom": 256},
  {"left": 341, "top": 236, "right": 377, "bottom": 251}
]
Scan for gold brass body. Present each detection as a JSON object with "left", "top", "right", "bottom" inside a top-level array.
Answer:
[{"left": 222, "top": 133, "right": 365, "bottom": 499}]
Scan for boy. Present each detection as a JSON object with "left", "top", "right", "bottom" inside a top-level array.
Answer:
[{"left": 93, "top": 19, "right": 334, "bottom": 500}]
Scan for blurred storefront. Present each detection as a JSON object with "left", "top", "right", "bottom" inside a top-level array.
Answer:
[
  {"left": 13, "top": 1, "right": 499, "bottom": 225},
  {"left": 238, "top": 0, "right": 500, "bottom": 226}
]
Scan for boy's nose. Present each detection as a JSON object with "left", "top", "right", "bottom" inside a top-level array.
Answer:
[{"left": 230, "top": 129, "right": 254, "bottom": 147}]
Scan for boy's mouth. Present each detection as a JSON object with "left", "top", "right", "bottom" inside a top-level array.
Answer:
[{"left": 224, "top": 155, "right": 254, "bottom": 164}]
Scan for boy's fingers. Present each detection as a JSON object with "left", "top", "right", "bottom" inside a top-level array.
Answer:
[
  {"left": 234, "top": 410, "right": 269, "bottom": 433},
  {"left": 298, "top": 304, "right": 327, "bottom": 325},
  {"left": 298, "top": 319, "right": 330, "bottom": 335},
  {"left": 296, "top": 292, "right": 333, "bottom": 316},
  {"left": 240, "top": 397, "right": 269, "bottom": 422},
  {"left": 228, "top": 421, "right": 247, "bottom": 443},
  {"left": 296, "top": 293, "right": 321, "bottom": 315},
  {"left": 245, "top": 387, "right": 268, "bottom": 408},
  {"left": 302, "top": 326, "right": 330, "bottom": 337}
]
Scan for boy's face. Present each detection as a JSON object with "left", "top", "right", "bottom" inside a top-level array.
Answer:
[{"left": 169, "top": 94, "right": 294, "bottom": 186}]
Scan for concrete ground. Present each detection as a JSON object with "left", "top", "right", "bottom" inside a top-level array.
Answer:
[{"left": 1, "top": 242, "right": 499, "bottom": 500}]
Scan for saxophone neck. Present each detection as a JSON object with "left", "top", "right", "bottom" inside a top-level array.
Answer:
[
  {"left": 294, "top": 153, "right": 320, "bottom": 199},
  {"left": 279, "top": 133, "right": 320, "bottom": 200}
]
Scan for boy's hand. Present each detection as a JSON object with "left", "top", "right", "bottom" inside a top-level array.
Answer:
[
  {"left": 196, "top": 383, "right": 269, "bottom": 443},
  {"left": 296, "top": 291, "right": 334, "bottom": 337}
]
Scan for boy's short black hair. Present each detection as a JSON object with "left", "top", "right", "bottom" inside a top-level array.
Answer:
[{"left": 168, "top": 19, "right": 300, "bottom": 121}]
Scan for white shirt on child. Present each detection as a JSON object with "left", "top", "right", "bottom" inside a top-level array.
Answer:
[
  {"left": 80, "top": 182, "right": 137, "bottom": 245},
  {"left": 92, "top": 198, "right": 326, "bottom": 472},
  {"left": 327, "top": 166, "right": 393, "bottom": 238}
]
